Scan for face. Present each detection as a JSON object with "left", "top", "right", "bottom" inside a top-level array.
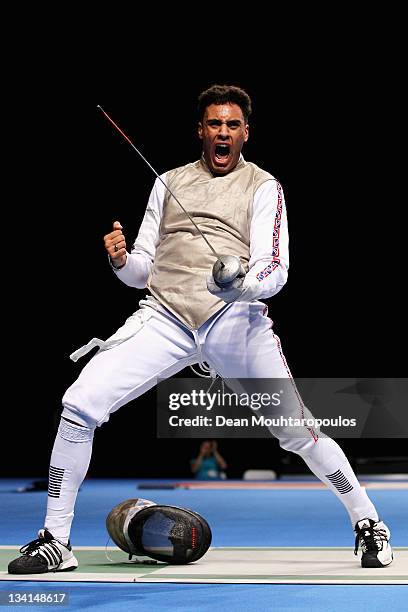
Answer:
[
  {"left": 201, "top": 441, "right": 212, "bottom": 455},
  {"left": 198, "top": 103, "right": 249, "bottom": 175}
]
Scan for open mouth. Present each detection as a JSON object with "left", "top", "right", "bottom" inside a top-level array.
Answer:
[{"left": 214, "top": 144, "right": 231, "bottom": 163}]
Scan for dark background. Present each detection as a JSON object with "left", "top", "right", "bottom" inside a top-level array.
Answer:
[{"left": 4, "top": 53, "right": 405, "bottom": 480}]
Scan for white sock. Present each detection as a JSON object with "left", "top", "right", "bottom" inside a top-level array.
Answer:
[
  {"left": 44, "top": 418, "right": 94, "bottom": 544},
  {"left": 299, "top": 437, "right": 379, "bottom": 527}
]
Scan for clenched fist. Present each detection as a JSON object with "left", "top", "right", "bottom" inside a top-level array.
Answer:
[{"left": 104, "top": 220, "right": 127, "bottom": 268}]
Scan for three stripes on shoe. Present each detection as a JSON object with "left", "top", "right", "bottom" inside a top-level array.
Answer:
[
  {"left": 36, "top": 542, "right": 62, "bottom": 566},
  {"left": 326, "top": 469, "right": 353, "bottom": 494}
]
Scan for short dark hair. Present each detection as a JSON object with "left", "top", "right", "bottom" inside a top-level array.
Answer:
[{"left": 198, "top": 84, "right": 252, "bottom": 123}]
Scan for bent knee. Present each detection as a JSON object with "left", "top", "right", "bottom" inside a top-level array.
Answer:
[
  {"left": 279, "top": 435, "right": 318, "bottom": 455},
  {"left": 62, "top": 382, "right": 111, "bottom": 428}
]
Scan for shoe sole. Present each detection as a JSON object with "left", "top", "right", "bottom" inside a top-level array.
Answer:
[
  {"left": 8, "top": 555, "right": 78, "bottom": 575},
  {"left": 362, "top": 553, "right": 393, "bottom": 568},
  {"left": 8, "top": 564, "right": 78, "bottom": 575},
  {"left": 8, "top": 567, "right": 49, "bottom": 575},
  {"left": 56, "top": 564, "right": 78, "bottom": 572}
]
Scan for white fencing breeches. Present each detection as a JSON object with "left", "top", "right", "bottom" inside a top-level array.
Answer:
[
  {"left": 60, "top": 298, "right": 378, "bottom": 527},
  {"left": 62, "top": 300, "right": 311, "bottom": 434}
]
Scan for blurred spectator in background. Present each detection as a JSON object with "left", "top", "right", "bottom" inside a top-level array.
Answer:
[{"left": 191, "top": 440, "right": 227, "bottom": 480}]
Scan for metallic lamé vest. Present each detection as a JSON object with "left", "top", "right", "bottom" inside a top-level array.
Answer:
[{"left": 148, "top": 157, "right": 272, "bottom": 329}]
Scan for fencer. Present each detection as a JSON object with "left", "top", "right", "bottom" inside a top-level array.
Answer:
[{"left": 8, "top": 84, "right": 392, "bottom": 574}]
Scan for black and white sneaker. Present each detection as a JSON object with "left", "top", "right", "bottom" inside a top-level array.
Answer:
[
  {"left": 354, "top": 518, "right": 393, "bottom": 567},
  {"left": 8, "top": 529, "right": 78, "bottom": 574}
]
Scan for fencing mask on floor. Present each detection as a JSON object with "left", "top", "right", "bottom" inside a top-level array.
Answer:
[{"left": 106, "top": 498, "right": 212, "bottom": 564}]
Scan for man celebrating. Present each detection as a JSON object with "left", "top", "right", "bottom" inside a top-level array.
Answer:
[{"left": 9, "top": 85, "right": 392, "bottom": 573}]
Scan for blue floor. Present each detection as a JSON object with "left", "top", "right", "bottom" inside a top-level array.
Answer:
[
  {"left": 1, "top": 582, "right": 407, "bottom": 612},
  {"left": 1, "top": 478, "right": 407, "bottom": 610},
  {"left": 0, "top": 478, "right": 407, "bottom": 547}
]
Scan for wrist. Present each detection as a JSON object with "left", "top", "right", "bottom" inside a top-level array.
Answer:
[{"left": 110, "top": 255, "right": 127, "bottom": 270}]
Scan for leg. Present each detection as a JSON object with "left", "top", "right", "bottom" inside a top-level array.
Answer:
[
  {"left": 9, "top": 309, "right": 199, "bottom": 573},
  {"left": 61, "top": 310, "right": 198, "bottom": 429},
  {"left": 45, "top": 418, "right": 94, "bottom": 544},
  {"left": 44, "top": 309, "right": 197, "bottom": 544},
  {"left": 202, "top": 302, "right": 378, "bottom": 525}
]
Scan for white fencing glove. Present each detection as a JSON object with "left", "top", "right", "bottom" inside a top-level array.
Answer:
[{"left": 206, "top": 267, "right": 259, "bottom": 303}]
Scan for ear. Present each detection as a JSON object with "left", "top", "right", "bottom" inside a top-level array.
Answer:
[
  {"left": 244, "top": 124, "right": 249, "bottom": 142},
  {"left": 198, "top": 122, "right": 203, "bottom": 140}
]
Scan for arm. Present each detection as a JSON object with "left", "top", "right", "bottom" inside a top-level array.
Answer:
[
  {"left": 207, "top": 179, "right": 289, "bottom": 302},
  {"left": 245, "top": 178, "right": 289, "bottom": 299},
  {"left": 111, "top": 175, "right": 166, "bottom": 288},
  {"left": 191, "top": 453, "right": 205, "bottom": 474},
  {"left": 212, "top": 442, "right": 227, "bottom": 470}
]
